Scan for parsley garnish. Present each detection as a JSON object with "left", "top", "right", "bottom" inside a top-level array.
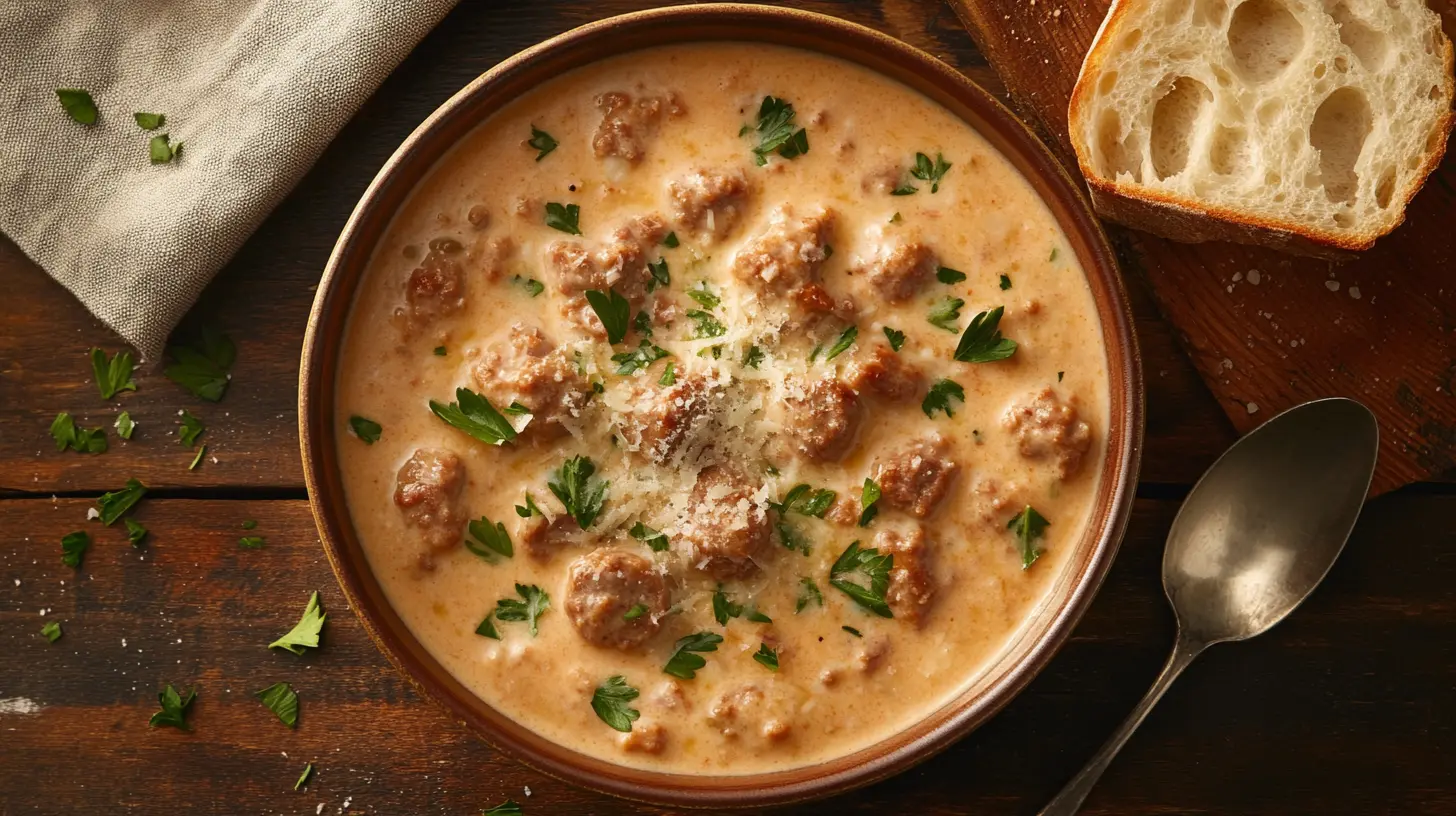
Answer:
[
  {"left": 823, "top": 325, "right": 858, "bottom": 361},
  {"left": 50, "top": 412, "right": 107, "bottom": 454},
  {"left": 747, "top": 608, "right": 772, "bottom": 623},
  {"left": 115, "top": 411, "right": 135, "bottom": 440},
  {"left": 685, "top": 309, "right": 726, "bottom": 339},
  {"left": 842, "top": 625, "right": 863, "bottom": 637},
  {"left": 514, "top": 493, "right": 543, "bottom": 518},
  {"left": 483, "top": 801, "right": 523, "bottom": 816},
  {"left": 134, "top": 112, "right": 165, "bottom": 130},
  {"left": 889, "top": 212, "right": 903, "bottom": 223},
  {"left": 96, "top": 478, "right": 146, "bottom": 525},
  {"left": 1050, "top": 247, "right": 1061, "bottom": 262},
  {"left": 429, "top": 387, "right": 517, "bottom": 446},
  {"left": 657, "top": 361, "right": 676, "bottom": 386},
  {"left": 633, "top": 309, "right": 654, "bottom": 338},
  {"left": 548, "top": 455, "right": 608, "bottom": 528},
  {"left": 750, "top": 96, "right": 809, "bottom": 165},
  {"left": 585, "top": 288, "right": 630, "bottom": 344},
  {"left": 90, "top": 348, "right": 137, "bottom": 400},
  {"left": 241, "top": 520, "right": 258, "bottom": 529},
  {"left": 255, "top": 682, "right": 299, "bottom": 729},
  {"left": 493, "top": 584, "right": 551, "bottom": 636},
  {"left": 687, "top": 282, "right": 721, "bottom": 309},
  {"left": 178, "top": 410, "right": 204, "bottom": 447},
  {"left": 623, "top": 604, "right": 648, "bottom": 621},
  {"left": 349, "top": 415, "right": 382, "bottom": 444},
  {"left": 1000, "top": 274, "right": 1012, "bottom": 290},
  {"left": 1008, "top": 505, "right": 1050, "bottom": 569},
  {"left": 503, "top": 401, "right": 532, "bottom": 416},
  {"left": 647, "top": 257, "right": 670, "bottom": 292},
  {"left": 883, "top": 327, "right": 906, "bottom": 351},
  {"left": 433, "top": 345, "right": 447, "bottom": 356},
  {"left": 775, "top": 484, "right": 836, "bottom": 518},
  {"left": 56, "top": 88, "right": 97, "bottom": 125},
  {"left": 911, "top": 151, "right": 952, "bottom": 193},
  {"left": 743, "top": 345, "right": 765, "bottom": 369},
  {"left": 149, "top": 133, "right": 180, "bottom": 164},
  {"left": 954, "top": 306, "right": 1018, "bottom": 363},
  {"left": 630, "top": 521, "right": 669, "bottom": 552},
  {"left": 294, "top": 763, "right": 314, "bottom": 791},
  {"left": 475, "top": 613, "right": 500, "bottom": 640},
  {"left": 465, "top": 515, "right": 514, "bottom": 561},
  {"left": 61, "top": 531, "right": 89, "bottom": 568},
  {"left": 829, "top": 540, "right": 894, "bottom": 618},
  {"left": 42, "top": 621, "right": 62, "bottom": 643},
  {"left": 149, "top": 684, "right": 197, "bottom": 730},
  {"left": 239, "top": 535, "right": 265, "bottom": 549},
  {"left": 922, "top": 378, "right": 965, "bottom": 419},
  {"left": 663, "top": 631, "right": 724, "bottom": 679},
  {"left": 796, "top": 577, "right": 824, "bottom": 613},
  {"left": 858, "top": 478, "right": 882, "bottom": 527},
  {"left": 663, "top": 232, "right": 680, "bottom": 248},
  {"left": 545, "top": 202, "right": 581, "bottom": 235},
  {"left": 189, "top": 445, "right": 207, "bottom": 470},
  {"left": 1058, "top": 371, "right": 1065, "bottom": 382},
  {"left": 164, "top": 327, "right": 235, "bottom": 402},
  {"left": 528, "top": 125, "right": 557, "bottom": 160},
  {"left": 928, "top": 297, "right": 964, "bottom": 332},
  {"left": 126, "top": 518, "right": 148, "bottom": 547},
  {"left": 612, "top": 339, "right": 670, "bottom": 375},
  {"left": 713, "top": 587, "right": 743, "bottom": 625},
  {"left": 591, "top": 675, "right": 640, "bottom": 732},
  {"left": 753, "top": 643, "right": 780, "bottom": 671},
  {"left": 891, "top": 183, "right": 918, "bottom": 196},
  {"left": 936, "top": 266, "right": 966, "bottom": 285},
  {"left": 270, "top": 591, "right": 326, "bottom": 655},
  {"left": 513, "top": 275, "right": 545, "bottom": 297}
]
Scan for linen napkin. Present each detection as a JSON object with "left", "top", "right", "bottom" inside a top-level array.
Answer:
[{"left": 0, "top": 0, "right": 459, "bottom": 360}]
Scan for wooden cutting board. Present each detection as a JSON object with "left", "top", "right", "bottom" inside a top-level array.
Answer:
[{"left": 948, "top": 0, "right": 1456, "bottom": 494}]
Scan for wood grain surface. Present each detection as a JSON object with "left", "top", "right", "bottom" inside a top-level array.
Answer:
[
  {"left": 1, "top": 0, "right": 1453, "bottom": 814},
  {"left": 947, "top": 0, "right": 1456, "bottom": 496}
]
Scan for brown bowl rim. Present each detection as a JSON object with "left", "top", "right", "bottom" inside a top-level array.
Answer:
[{"left": 299, "top": 3, "right": 1145, "bottom": 808}]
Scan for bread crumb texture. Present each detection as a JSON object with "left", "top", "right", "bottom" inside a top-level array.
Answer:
[{"left": 1071, "top": 0, "right": 1454, "bottom": 247}]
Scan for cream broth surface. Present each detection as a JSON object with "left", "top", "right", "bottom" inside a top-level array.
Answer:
[{"left": 335, "top": 43, "right": 1110, "bottom": 775}]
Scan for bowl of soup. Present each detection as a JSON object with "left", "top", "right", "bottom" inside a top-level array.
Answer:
[{"left": 300, "top": 3, "right": 1143, "bottom": 806}]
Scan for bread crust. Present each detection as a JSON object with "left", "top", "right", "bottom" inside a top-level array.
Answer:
[{"left": 1067, "top": 0, "right": 1455, "bottom": 259}]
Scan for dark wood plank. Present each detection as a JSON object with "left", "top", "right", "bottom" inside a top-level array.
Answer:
[
  {"left": 4, "top": 492, "right": 1453, "bottom": 814},
  {"left": 947, "top": 0, "right": 1456, "bottom": 495}
]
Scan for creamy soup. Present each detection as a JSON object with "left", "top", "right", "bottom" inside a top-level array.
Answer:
[{"left": 335, "top": 42, "right": 1109, "bottom": 775}]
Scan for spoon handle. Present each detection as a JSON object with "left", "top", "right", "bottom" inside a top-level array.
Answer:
[{"left": 1038, "top": 632, "right": 1206, "bottom": 816}]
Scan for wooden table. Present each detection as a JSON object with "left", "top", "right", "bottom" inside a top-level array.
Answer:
[{"left": 2, "top": 1, "right": 1452, "bottom": 813}]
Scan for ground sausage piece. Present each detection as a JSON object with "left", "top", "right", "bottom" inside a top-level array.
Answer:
[
  {"left": 592, "top": 90, "right": 685, "bottom": 163},
  {"left": 682, "top": 465, "right": 771, "bottom": 579},
  {"left": 781, "top": 378, "right": 862, "bottom": 462},
  {"left": 393, "top": 448, "right": 466, "bottom": 568},
  {"left": 517, "top": 511, "right": 579, "bottom": 562},
  {"left": 970, "top": 477, "right": 1026, "bottom": 530},
  {"left": 874, "top": 527, "right": 936, "bottom": 625},
  {"left": 1003, "top": 388, "right": 1093, "bottom": 479},
  {"left": 669, "top": 168, "right": 751, "bottom": 242},
  {"left": 859, "top": 238, "right": 938, "bottom": 302},
  {"left": 467, "top": 235, "right": 515, "bottom": 283},
  {"left": 401, "top": 245, "right": 465, "bottom": 336},
  {"left": 705, "top": 685, "right": 790, "bottom": 741},
  {"left": 618, "top": 374, "right": 717, "bottom": 464},
  {"left": 471, "top": 325, "right": 589, "bottom": 438},
  {"left": 545, "top": 215, "right": 668, "bottom": 336},
  {"left": 872, "top": 435, "right": 961, "bottom": 518},
  {"left": 844, "top": 344, "right": 922, "bottom": 401},
  {"left": 565, "top": 548, "right": 670, "bottom": 649},
  {"left": 731, "top": 205, "right": 835, "bottom": 296},
  {"left": 619, "top": 722, "right": 667, "bottom": 754}
]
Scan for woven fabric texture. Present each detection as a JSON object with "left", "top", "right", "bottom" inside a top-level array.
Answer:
[{"left": 0, "top": 0, "right": 458, "bottom": 359}]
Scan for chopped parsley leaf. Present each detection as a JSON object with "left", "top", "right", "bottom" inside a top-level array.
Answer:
[
  {"left": 743, "top": 345, "right": 765, "bottom": 369},
  {"left": 115, "top": 411, "right": 135, "bottom": 440},
  {"left": 188, "top": 444, "right": 207, "bottom": 470},
  {"left": 591, "top": 675, "right": 640, "bottom": 732},
  {"left": 42, "top": 621, "right": 62, "bottom": 643},
  {"left": 178, "top": 410, "right": 204, "bottom": 447},
  {"left": 482, "top": 801, "right": 522, "bottom": 816},
  {"left": 647, "top": 257, "right": 670, "bottom": 292},
  {"left": 1058, "top": 371, "right": 1065, "bottom": 382},
  {"left": 911, "top": 151, "right": 952, "bottom": 193},
  {"left": 429, "top": 387, "right": 517, "bottom": 446},
  {"left": 548, "top": 455, "right": 608, "bottom": 529},
  {"left": 842, "top": 625, "right": 863, "bottom": 638},
  {"left": 611, "top": 339, "right": 670, "bottom": 375},
  {"left": 255, "top": 682, "right": 299, "bottom": 728},
  {"left": 889, "top": 211, "right": 903, "bottom": 223},
  {"left": 433, "top": 345, "right": 447, "bottom": 356},
  {"left": 347, "top": 415, "right": 382, "bottom": 445},
  {"left": 493, "top": 583, "right": 550, "bottom": 636},
  {"left": 134, "top": 112, "right": 165, "bottom": 130},
  {"left": 61, "top": 531, "right": 89, "bottom": 568},
  {"left": 56, "top": 88, "right": 98, "bottom": 125},
  {"left": 775, "top": 483, "right": 836, "bottom": 518},
  {"left": 50, "top": 412, "right": 107, "bottom": 454},
  {"left": 685, "top": 309, "right": 726, "bottom": 339},
  {"left": 242, "top": 520, "right": 257, "bottom": 530},
  {"left": 514, "top": 492, "right": 543, "bottom": 518},
  {"left": 1000, "top": 274, "right": 1012, "bottom": 290},
  {"left": 527, "top": 124, "right": 557, "bottom": 160},
  {"left": 464, "top": 516, "right": 514, "bottom": 561},
  {"left": 149, "top": 133, "right": 179, "bottom": 164},
  {"left": 503, "top": 401, "right": 532, "bottom": 417},
  {"left": 630, "top": 521, "right": 669, "bottom": 552},
  {"left": 796, "top": 577, "right": 824, "bottom": 613},
  {"left": 544, "top": 202, "right": 581, "bottom": 235},
  {"left": 90, "top": 348, "right": 137, "bottom": 400},
  {"left": 96, "top": 478, "right": 146, "bottom": 525},
  {"left": 713, "top": 587, "right": 743, "bottom": 625},
  {"left": 891, "top": 183, "right": 918, "bottom": 196},
  {"left": 585, "top": 287, "right": 631, "bottom": 344},
  {"left": 1008, "top": 505, "right": 1050, "bottom": 569},
  {"left": 149, "top": 684, "right": 197, "bottom": 730},
  {"left": 512, "top": 275, "right": 545, "bottom": 297},
  {"left": 662, "top": 231, "right": 681, "bottom": 249},
  {"left": 750, "top": 95, "right": 809, "bottom": 165},
  {"left": 623, "top": 604, "right": 648, "bottom": 621},
  {"left": 953, "top": 306, "right": 1018, "bottom": 363},
  {"left": 776, "top": 518, "right": 810, "bottom": 555},
  {"left": 927, "top": 297, "right": 964, "bottom": 332},
  {"left": 753, "top": 643, "right": 780, "bottom": 671},
  {"left": 657, "top": 361, "right": 676, "bottom": 386},
  {"left": 632, "top": 310, "right": 653, "bottom": 339},
  {"left": 922, "top": 378, "right": 965, "bottom": 419},
  {"left": 936, "top": 266, "right": 966, "bottom": 285},
  {"left": 823, "top": 325, "right": 858, "bottom": 361},
  {"left": 294, "top": 763, "right": 314, "bottom": 791},
  {"left": 829, "top": 540, "right": 894, "bottom": 618},
  {"left": 270, "top": 591, "right": 326, "bottom": 655},
  {"left": 687, "top": 282, "right": 720, "bottom": 309},
  {"left": 239, "top": 535, "right": 265, "bottom": 549},
  {"left": 163, "top": 327, "right": 235, "bottom": 402},
  {"left": 475, "top": 613, "right": 500, "bottom": 640},
  {"left": 747, "top": 609, "right": 773, "bottom": 624},
  {"left": 1050, "top": 246, "right": 1060, "bottom": 262},
  {"left": 125, "top": 518, "right": 148, "bottom": 547},
  {"left": 663, "top": 631, "right": 723, "bottom": 679},
  {"left": 883, "top": 327, "right": 906, "bottom": 351},
  {"left": 858, "top": 478, "right": 882, "bottom": 527}
]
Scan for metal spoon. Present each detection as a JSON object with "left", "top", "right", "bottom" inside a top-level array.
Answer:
[{"left": 1039, "top": 397, "right": 1379, "bottom": 815}]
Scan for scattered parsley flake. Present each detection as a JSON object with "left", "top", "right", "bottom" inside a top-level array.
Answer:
[
  {"left": 465, "top": 516, "right": 514, "bottom": 561},
  {"left": 433, "top": 346, "right": 447, "bottom": 356},
  {"left": 294, "top": 763, "right": 314, "bottom": 791},
  {"left": 149, "top": 684, "right": 197, "bottom": 730},
  {"left": 348, "top": 415, "right": 382, "bottom": 444},
  {"left": 713, "top": 587, "right": 743, "bottom": 626},
  {"left": 842, "top": 625, "right": 863, "bottom": 638},
  {"left": 775, "top": 483, "right": 836, "bottom": 518},
  {"left": 591, "top": 675, "right": 640, "bottom": 732},
  {"left": 527, "top": 125, "right": 557, "bottom": 160},
  {"left": 549, "top": 455, "right": 609, "bottom": 529},
  {"left": 115, "top": 411, "right": 135, "bottom": 440},
  {"left": 657, "top": 361, "right": 676, "bottom": 386},
  {"left": 753, "top": 643, "right": 780, "bottom": 671},
  {"left": 1050, "top": 247, "right": 1060, "bottom": 262},
  {"left": 646, "top": 256, "right": 671, "bottom": 293},
  {"left": 743, "top": 345, "right": 765, "bottom": 369},
  {"left": 544, "top": 202, "right": 581, "bottom": 235},
  {"left": 858, "top": 478, "right": 882, "bottom": 527},
  {"left": 96, "top": 478, "right": 146, "bottom": 525},
  {"left": 747, "top": 609, "right": 773, "bottom": 624},
  {"left": 630, "top": 521, "right": 669, "bottom": 552},
  {"left": 90, "top": 348, "right": 137, "bottom": 400},
  {"left": 270, "top": 591, "right": 326, "bottom": 655},
  {"left": 50, "top": 412, "right": 107, "bottom": 454},
  {"left": 750, "top": 96, "right": 809, "bottom": 165},
  {"left": 178, "top": 410, "right": 204, "bottom": 447},
  {"left": 188, "top": 444, "right": 207, "bottom": 470},
  {"left": 662, "top": 232, "right": 680, "bottom": 248},
  {"left": 1008, "top": 505, "right": 1050, "bottom": 569},
  {"left": 133, "top": 112, "right": 165, "bottom": 130},
  {"left": 936, "top": 266, "right": 966, "bottom": 285},
  {"left": 922, "top": 378, "right": 965, "bottom": 419},
  {"left": 42, "top": 621, "right": 63, "bottom": 643},
  {"left": 891, "top": 183, "right": 918, "bottom": 196},
  {"left": 242, "top": 519, "right": 258, "bottom": 530},
  {"left": 687, "top": 282, "right": 721, "bottom": 309},
  {"left": 514, "top": 493, "right": 543, "bottom": 519},
  {"left": 164, "top": 327, "right": 235, "bottom": 402},
  {"left": 1000, "top": 274, "right": 1013, "bottom": 290},
  {"left": 796, "top": 577, "right": 824, "bottom": 613},
  {"left": 475, "top": 612, "right": 500, "bottom": 640},
  {"left": 823, "top": 325, "right": 858, "bottom": 361},
  {"left": 953, "top": 306, "right": 1018, "bottom": 363},
  {"left": 430, "top": 387, "right": 517, "bottom": 446},
  {"left": 239, "top": 535, "right": 265, "bottom": 549},
  {"left": 911, "top": 151, "right": 952, "bottom": 193},
  {"left": 623, "top": 603, "right": 648, "bottom": 621},
  {"left": 685, "top": 309, "right": 726, "bottom": 340},
  {"left": 125, "top": 518, "right": 148, "bottom": 547},
  {"left": 633, "top": 310, "right": 653, "bottom": 338},
  {"left": 1058, "top": 371, "right": 1065, "bottom": 382},
  {"left": 829, "top": 540, "right": 894, "bottom": 618},
  {"left": 928, "top": 297, "right": 964, "bottom": 333},
  {"left": 612, "top": 339, "right": 670, "bottom": 375},
  {"left": 513, "top": 275, "right": 545, "bottom": 297},
  {"left": 584, "top": 288, "right": 631, "bottom": 344},
  {"left": 776, "top": 518, "right": 810, "bottom": 556},
  {"left": 492, "top": 584, "right": 550, "bottom": 637},
  {"left": 482, "top": 800, "right": 523, "bottom": 816},
  {"left": 889, "top": 211, "right": 903, "bottom": 223},
  {"left": 61, "top": 531, "right": 89, "bottom": 568},
  {"left": 255, "top": 682, "right": 299, "bottom": 729},
  {"left": 663, "top": 631, "right": 723, "bottom": 679},
  {"left": 56, "top": 88, "right": 97, "bottom": 125},
  {"left": 883, "top": 327, "right": 906, "bottom": 351},
  {"left": 149, "top": 133, "right": 179, "bottom": 164}
]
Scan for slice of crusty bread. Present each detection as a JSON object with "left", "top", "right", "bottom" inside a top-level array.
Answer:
[{"left": 1068, "top": 0, "right": 1455, "bottom": 257}]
